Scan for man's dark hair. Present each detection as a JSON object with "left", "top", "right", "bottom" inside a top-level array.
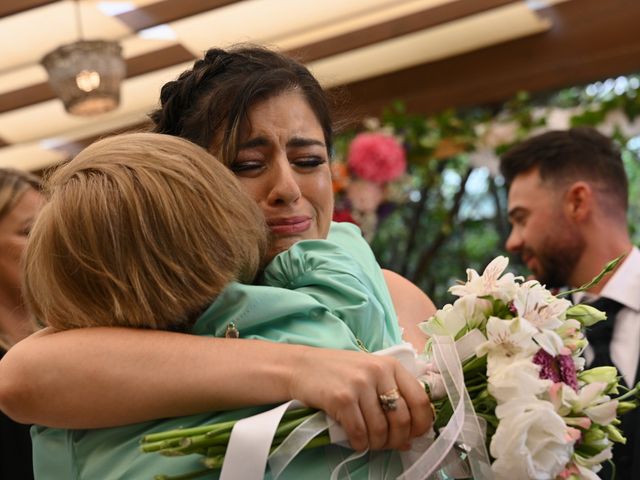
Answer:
[
  {"left": 500, "top": 127, "right": 628, "bottom": 211},
  {"left": 149, "top": 45, "right": 333, "bottom": 167}
]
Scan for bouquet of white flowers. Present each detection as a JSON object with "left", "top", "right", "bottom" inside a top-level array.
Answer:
[
  {"left": 419, "top": 256, "right": 639, "bottom": 480},
  {"left": 141, "top": 256, "right": 639, "bottom": 480}
]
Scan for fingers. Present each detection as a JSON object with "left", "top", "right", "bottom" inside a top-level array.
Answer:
[
  {"left": 359, "top": 386, "right": 390, "bottom": 450},
  {"left": 355, "top": 357, "right": 429, "bottom": 451},
  {"left": 332, "top": 401, "right": 369, "bottom": 452},
  {"left": 379, "top": 392, "right": 412, "bottom": 450},
  {"left": 394, "top": 363, "right": 433, "bottom": 439}
]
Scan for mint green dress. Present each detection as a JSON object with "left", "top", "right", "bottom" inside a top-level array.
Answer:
[{"left": 32, "top": 222, "right": 404, "bottom": 479}]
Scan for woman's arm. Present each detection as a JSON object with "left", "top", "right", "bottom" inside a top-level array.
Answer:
[
  {"left": 0, "top": 326, "right": 431, "bottom": 451},
  {"left": 383, "top": 270, "right": 436, "bottom": 350}
]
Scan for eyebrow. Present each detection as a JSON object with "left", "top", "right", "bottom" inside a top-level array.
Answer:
[
  {"left": 237, "top": 136, "right": 325, "bottom": 150},
  {"left": 287, "top": 136, "right": 325, "bottom": 149}
]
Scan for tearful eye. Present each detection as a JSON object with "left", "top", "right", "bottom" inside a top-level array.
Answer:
[{"left": 293, "top": 157, "right": 326, "bottom": 169}]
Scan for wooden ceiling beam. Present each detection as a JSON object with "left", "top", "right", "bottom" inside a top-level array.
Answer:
[
  {"left": 115, "top": 0, "right": 243, "bottom": 31},
  {"left": 0, "top": 0, "right": 58, "bottom": 19},
  {"left": 336, "top": 0, "right": 640, "bottom": 118},
  {"left": 286, "top": 0, "right": 517, "bottom": 63}
]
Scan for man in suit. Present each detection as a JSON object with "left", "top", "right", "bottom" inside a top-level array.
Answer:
[{"left": 500, "top": 127, "right": 639, "bottom": 479}]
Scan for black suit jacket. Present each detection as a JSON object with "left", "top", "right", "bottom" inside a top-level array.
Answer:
[{"left": 0, "top": 349, "right": 34, "bottom": 480}]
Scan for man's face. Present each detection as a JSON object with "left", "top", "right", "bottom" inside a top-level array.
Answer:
[{"left": 505, "top": 168, "right": 586, "bottom": 289}]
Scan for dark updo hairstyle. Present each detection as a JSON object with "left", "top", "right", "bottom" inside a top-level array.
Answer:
[{"left": 150, "top": 45, "right": 333, "bottom": 167}]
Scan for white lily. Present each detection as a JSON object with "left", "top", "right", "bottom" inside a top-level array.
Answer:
[
  {"left": 476, "top": 316, "right": 538, "bottom": 359},
  {"left": 513, "top": 281, "right": 571, "bottom": 330},
  {"left": 449, "top": 256, "right": 521, "bottom": 301},
  {"left": 558, "top": 382, "right": 618, "bottom": 425},
  {"left": 419, "top": 294, "right": 489, "bottom": 339},
  {"left": 533, "top": 328, "right": 567, "bottom": 357},
  {"left": 575, "top": 445, "right": 613, "bottom": 469},
  {"left": 584, "top": 400, "right": 618, "bottom": 425}
]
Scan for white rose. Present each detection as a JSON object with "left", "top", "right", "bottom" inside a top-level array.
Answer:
[
  {"left": 487, "top": 358, "right": 551, "bottom": 404},
  {"left": 491, "top": 399, "right": 574, "bottom": 479}
]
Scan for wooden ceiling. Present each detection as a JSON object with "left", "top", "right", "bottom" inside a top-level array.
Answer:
[{"left": 0, "top": 0, "right": 638, "bottom": 171}]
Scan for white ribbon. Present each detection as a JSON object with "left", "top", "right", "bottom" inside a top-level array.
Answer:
[
  {"left": 430, "top": 335, "right": 492, "bottom": 479},
  {"left": 221, "top": 339, "right": 493, "bottom": 479},
  {"left": 219, "top": 400, "right": 301, "bottom": 480},
  {"left": 396, "top": 336, "right": 467, "bottom": 480}
]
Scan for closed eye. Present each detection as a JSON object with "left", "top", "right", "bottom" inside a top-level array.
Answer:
[
  {"left": 230, "top": 160, "right": 264, "bottom": 175},
  {"left": 292, "top": 156, "right": 326, "bottom": 169}
]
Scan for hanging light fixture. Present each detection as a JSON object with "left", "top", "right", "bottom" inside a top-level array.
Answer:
[{"left": 41, "top": 0, "right": 126, "bottom": 116}]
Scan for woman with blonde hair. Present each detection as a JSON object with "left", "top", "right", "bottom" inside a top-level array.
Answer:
[
  {"left": 25, "top": 132, "right": 423, "bottom": 478},
  {"left": 0, "top": 167, "right": 42, "bottom": 479}
]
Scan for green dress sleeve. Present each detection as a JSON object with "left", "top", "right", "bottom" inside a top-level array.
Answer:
[{"left": 262, "top": 222, "right": 402, "bottom": 351}]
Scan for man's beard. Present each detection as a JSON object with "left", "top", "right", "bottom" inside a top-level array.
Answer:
[{"left": 529, "top": 226, "right": 586, "bottom": 289}]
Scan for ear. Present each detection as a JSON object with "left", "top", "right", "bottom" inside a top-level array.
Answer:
[{"left": 563, "top": 181, "right": 593, "bottom": 221}]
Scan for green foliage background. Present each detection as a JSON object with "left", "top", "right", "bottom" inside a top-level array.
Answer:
[{"left": 335, "top": 77, "right": 640, "bottom": 307}]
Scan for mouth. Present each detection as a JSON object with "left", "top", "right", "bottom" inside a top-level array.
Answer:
[{"left": 267, "top": 216, "right": 312, "bottom": 235}]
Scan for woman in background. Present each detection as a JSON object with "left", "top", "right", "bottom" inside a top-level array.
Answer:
[{"left": 0, "top": 168, "right": 42, "bottom": 480}]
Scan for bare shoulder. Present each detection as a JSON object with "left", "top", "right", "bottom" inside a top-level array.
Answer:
[
  {"left": 382, "top": 269, "right": 436, "bottom": 348},
  {"left": 382, "top": 270, "right": 436, "bottom": 317}
]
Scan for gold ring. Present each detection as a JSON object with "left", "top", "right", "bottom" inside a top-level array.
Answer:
[
  {"left": 429, "top": 401, "right": 437, "bottom": 419},
  {"left": 379, "top": 387, "right": 401, "bottom": 412}
]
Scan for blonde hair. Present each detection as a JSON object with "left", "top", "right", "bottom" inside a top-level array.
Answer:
[
  {"left": 0, "top": 168, "right": 41, "bottom": 221},
  {"left": 23, "top": 133, "right": 268, "bottom": 331}
]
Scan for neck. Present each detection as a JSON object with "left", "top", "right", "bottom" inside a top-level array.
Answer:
[
  {"left": 569, "top": 225, "right": 633, "bottom": 294},
  {"left": 0, "top": 294, "right": 33, "bottom": 348}
]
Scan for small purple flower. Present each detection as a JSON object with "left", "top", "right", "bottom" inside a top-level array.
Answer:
[
  {"left": 557, "top": 354, "right": 579, "bottom": 391},
  {"left": 533, "top": 349, "right": 579, "bottom": 391},
  {"left": 507, "top": 301, "right": 518, "bottom": 315}
]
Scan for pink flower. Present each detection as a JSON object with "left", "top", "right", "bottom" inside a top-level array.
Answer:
[{"left": 347, "top": 132, "right": 407, "bottom": 183}]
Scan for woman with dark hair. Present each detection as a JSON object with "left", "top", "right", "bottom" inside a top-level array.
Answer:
[
  {"left": 0, "top": 167, "right": 42, "bottom": 480},
  {"left": 0, "top": 45, "right": 436, "bottom": 473}
]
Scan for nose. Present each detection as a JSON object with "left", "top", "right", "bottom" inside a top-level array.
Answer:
[
  {"left": 266, "top": 155, "right": 302, "bottom": 206},
  {"left": 505, "top": 228, "right": 522, "bottom": 253}
]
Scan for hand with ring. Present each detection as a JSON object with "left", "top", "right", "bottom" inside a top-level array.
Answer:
[{"left": 289, "top": 347, "right": 435, "bottom": 452}]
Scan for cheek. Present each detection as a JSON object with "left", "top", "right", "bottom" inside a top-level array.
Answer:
[
  {"left": 304, "top": 173, "right": 333, "bottom": 237},
  {"left": 0, "top": 238, "right": 24, "bottom": 271},
  {"left": 235, "top": 178, "right": 265, "bottom": 205}
]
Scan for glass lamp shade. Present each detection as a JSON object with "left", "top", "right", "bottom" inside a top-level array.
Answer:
[{"left": 41, "top": 40, "right": 126, "bottom": 116}]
